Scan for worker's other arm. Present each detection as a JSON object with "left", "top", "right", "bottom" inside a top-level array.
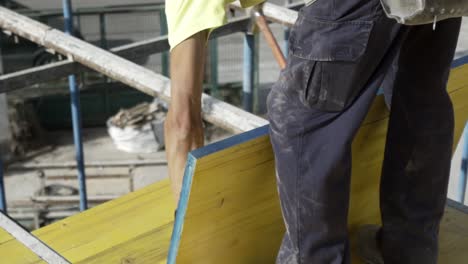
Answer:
[{"left": 165, "top": 31, "right": 207, "bottom": 204}]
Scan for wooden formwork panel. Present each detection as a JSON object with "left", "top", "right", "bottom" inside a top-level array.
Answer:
[
  {"left": 0, "top": 181, "right": 175, "bottom": 263},
  {"left": 0, "top": 228, "right": 46, "bottom": 263},
  {"left": 0, "top": 59, "right": 467, "bottom": 263}
]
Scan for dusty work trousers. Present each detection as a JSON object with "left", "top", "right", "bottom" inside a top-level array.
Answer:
[{"left": 267, "top": 0, "right": 462, "bottom": 263}]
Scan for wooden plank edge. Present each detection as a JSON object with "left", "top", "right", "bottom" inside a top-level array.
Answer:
[
  {"left": 167, "top": 154, "right": 197, "bottom": 264},
  {"left": 167, "top": 125, "right": 270, "bottom": 263},
  {"left": 191, "top": 125, "right": 269, "bottom": 159},
  {"left": 452, "top": 55, "right": 468, "bottom": 68},
  {"left": 446, "top": 199, "right": 468, "bottom": 214}
]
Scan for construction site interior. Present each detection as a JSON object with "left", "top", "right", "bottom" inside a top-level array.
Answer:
[{"left": 0, "top": 0, "right": 467, "bottom": 263}]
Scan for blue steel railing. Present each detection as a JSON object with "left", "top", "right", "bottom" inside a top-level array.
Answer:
[
  {"left": 62, "top": 0, "right": 88, "bottom": 212},
  {"left": 243, "top": 34, "right": 258, "bottom": 112}
]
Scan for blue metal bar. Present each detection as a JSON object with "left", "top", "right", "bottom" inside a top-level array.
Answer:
[
  {"left": 99, "top": 13, "right": 107, "bottom": 49},
  {"left": 62, "top": 0, "right": 88, "bottom": 211},
  {"left": 283, "top": 0, "right": 292, "bottom": 58},
  {"left": 0, "top": 158, "right": 6, "bottom": 214},
  {"left": 459, "top": 122, "right": 468, "bottom": 204},
  {"left": 243, "top": 34, "right": 257, "bottom": 112},
  {"left": 99, "top": 12, "right": 109, "bottom": 84},
  {"left": 283, "top": 27, "right": 290, "bottom": 58},
  {"left": 209, "top": 38, "right": 219, "bottom": 98}
]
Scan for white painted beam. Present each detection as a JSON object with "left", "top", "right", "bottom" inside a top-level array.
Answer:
[
  {"left": 0, "top": 7, "right": 267, "bottom": 133},
  {"left": 0, "top": 212, "right": 70, "bottom": 263}
]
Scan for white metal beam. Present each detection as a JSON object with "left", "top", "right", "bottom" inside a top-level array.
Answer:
[
  {"left": 0, "top": 7, "right": 267, "bottom": 133},
  {"left": 0, "top": 15, "right": 250, "bottom": 93},
  {"left": 0, "top": 212, "right": 70, "bottom": 263}
]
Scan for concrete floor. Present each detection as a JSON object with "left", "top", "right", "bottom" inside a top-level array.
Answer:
[
  {"left": 3, "top": 128, "right": 168, "bottom": 216},
  {"left": 3, "top": 122, "right": 232, "bottom": 216}
]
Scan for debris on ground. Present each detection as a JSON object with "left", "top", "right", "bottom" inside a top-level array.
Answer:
[
  {"left": 107, "top": 99, "right": 167, "bottom": 153},
  {"left": 8, "top": 100, "right": 47, "bottom": 157}
]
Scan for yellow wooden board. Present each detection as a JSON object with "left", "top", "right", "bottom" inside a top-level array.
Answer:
[
  {"left": 0, "top": 180, "right": 175, "bottom": 263},
  {"left": 168, "top": 130, "right": 283, "bottom": 263},
  {"left": 0, "top": 228, "right": 47, "bottom": 263},
  {"left": 439, "top": 205, "right": 468, "bottom": 263},
  {"left": 0, "top": 61, "right": 467, "bottom": 263}
]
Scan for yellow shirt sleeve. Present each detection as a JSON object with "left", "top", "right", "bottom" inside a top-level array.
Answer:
[{"left": 166, "top": 0, "right": 264, "bottom": 50}]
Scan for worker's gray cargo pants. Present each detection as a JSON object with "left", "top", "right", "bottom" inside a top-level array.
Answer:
[{"left": 267, "top": 0, "right": 462, "bottom": 263}]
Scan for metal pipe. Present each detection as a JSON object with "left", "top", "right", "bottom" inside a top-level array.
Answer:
[
  {"left": 209, "top": 38, "right": 219, "bottom": 98},
  {"left": 254, "top": 10, "right": 287, "bottom": 69},
  {"left": 229, "top": 2, "right": 298, "bottom": 27},
  {"left": 62, "top": 0, "right": 88, "bottom": 211},
  {"left": 243, "top": 34, "right": 257, "bottom": 112},
  {"left": 283, "top": 0, "right": 292, "bottom": 57},
  {"left": 20, "top": 4, "right": 166, "bottom": 19},
  {"left": 0, "top": 12, "right": 6, "bottom": 214},
  {"left": 159, "top": 11, "right": 169, "bottom": 77},
  {"left": 0, "top": 158, "right": 6, "bottom": 214},
  {"left": 0, "top": 7, "right": 268, "bottom": 132},
  {"left": 459, "top": 122, "right": 468, "bottom": 204},
  {"left": 283, "top": 27, "right": 290, "bottom": 58},
  {"left": 99, "top": 12, "right": 107, "bottom": 49},
  {"left": 8, "top": 159, "right": 167, "bottom": 170},
  {"left": 99, "top": 12, "right": 110, "bottom": 86}
]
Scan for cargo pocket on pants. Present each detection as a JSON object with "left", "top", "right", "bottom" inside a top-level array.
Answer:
[{"left": 290, "top": 16, "right": 374, "bottom": 112}]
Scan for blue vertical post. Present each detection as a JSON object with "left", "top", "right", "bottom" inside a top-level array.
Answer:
[
  {"left": 75, "top": 11, "right": 86, "bottom": 88},
  {"left": 209, "top": 38, "right": 219, "bottom": 98},
  {"left": 459, "top": 122, "right": 468, "bottom": 204},
  {"left": 99, "top": 13, "right": 107, "bottom": 50},
  {"left": 283, "top": 28, "right": 290, "bottom": 58},
  {"left": 62, "top": 0, "right": 88, "bottom": 211},
  {"left": 100, "top": 12, "right": 110, "bottom": 87},
  {"left": 0, "top": 158, "right": 6, "bottom": 214},
  {"left": 283, "top": 0, "right": 292, "bottom": 58},
  {"left": 243, "top": 33, "right": 258, "bottom": 112}
]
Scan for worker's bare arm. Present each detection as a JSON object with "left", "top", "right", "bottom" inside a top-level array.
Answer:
[
  {"left": 164, "top": 0, "right": 263, "bottom": 204},
  {"left": 165, "top": 31, "right": 208, "bottom": 204}
]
